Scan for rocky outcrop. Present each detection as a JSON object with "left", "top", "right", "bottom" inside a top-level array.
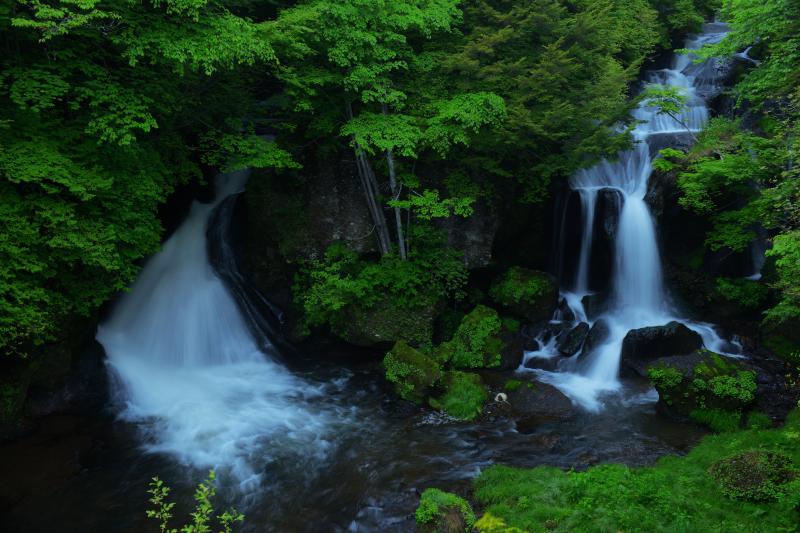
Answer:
[
  {"left": 505, "top": 379, "right": 576, "bottom": 421},
  {"left": 332, "top": 295, "right": 439, "bottom": 349},
  {"left": 558, "top": 322, "right": 590, "bottom": 356},
  {"left": 578, "top": 319, "right": 611, "bottom": 361},
  {"left": 620, "top": 321, "right": 703, "bottom": 370}
]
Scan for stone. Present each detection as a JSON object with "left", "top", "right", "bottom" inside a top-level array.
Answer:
[
  {"left": 557, "top": 322, "right": 590, "bottom": 356},
  {"left": 506, "top": 380, "right": 576, "bottom": 421},
  {"left": 382, "top": 341, "right": 442, "bottom": 404},
  {"left": 620, "top": 321, "right": 703, "bottom": 367},
  {"left": 333, "top": 295, "right": 439, "bottom": 349},
  {"left": 577, "top": 319, "right": 611, "bottom": 361}
]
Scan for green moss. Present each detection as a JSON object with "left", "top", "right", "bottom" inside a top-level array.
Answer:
[
  {"left": 382, "top": 341, "right": 442, "bottom": 403},
  {"left": 690, "top": 408, "right": 742, "bottom": 433},
  {"left": 708, "top": 371, "right": 757, "bottom": 404},
  {"left": 473, "top": 410, "right": 800, "bottom": 532},
  {"left": 430, "top": 371, "right": 488, "bottom": 421},
  {"left": 489, "top": 267, "right": 556, "bottom": 322},
  {"left": 504, "top": 379, "right": 523, "bottom": 391},
  {"left": 0, "top": 382, "right": 26, "bottom": 424},
  {"left": 436, "top": 305, "right": 504, "bottom": 369},
  {"left": 501, "top": 316, "right": 521, "bottom": 333},
  {"left": 333, "top": 295, "right": 438, "bottom": 348},
  {"left": 709, "top": 451, "right": 797, "bottom": 502},
  {"left": 647, "top": 366, "right": 684, "bottom": 390},
  {"left": 416, "top": 488, "right": 476, "bottom": 532}
]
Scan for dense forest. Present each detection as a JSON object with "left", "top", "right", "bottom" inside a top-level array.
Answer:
[{"left": 1, "top": 0, "right": 799, "bottom": 532}]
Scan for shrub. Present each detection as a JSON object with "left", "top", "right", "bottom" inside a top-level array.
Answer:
[
  {"left": 489, "top": 267, "right": 556, "bottom": 322},
  {"left": 709, "top": 451, "right": 797, "bottom": 502},
  {"left": 429, "top": 371, "right": 488, "bottom": 421},
  {"left": 415, "top": 488, "right": 475, "bottom": 532},
  {"left": 146, "top": 471, "right": 244, "bottom": 533}
]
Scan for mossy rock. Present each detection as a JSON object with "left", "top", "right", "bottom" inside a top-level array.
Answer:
[
  {"left": 647, "top": 350, "right": 757, "bottom": 425},
  {"left": 383, "top": 341, "right": 442, "bottom": 404},
  {"left": 709, "top": 451, "right": 797, "bottom": 502},
  {"left": 433, "top": 305, "right": 505, "bottom": 369},
  {"left": 415, "top": 488, "right": 475, "bottom": 533},
  {"left": 429, "top": 371, "right": 488, "bottom": 421},
  {"left": 489, "top": 267, "right": 557, "bottom": 322},
  {"left": 333, "top": 295, "right": 439, "bottom": 348}
]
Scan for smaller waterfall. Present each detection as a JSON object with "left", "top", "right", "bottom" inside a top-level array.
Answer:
[
  {"left": 98, "top": 170, "right": 337, "bottom": 487},
  {"left": 522, "top": 23, "right": 742, "bottom": 410}
]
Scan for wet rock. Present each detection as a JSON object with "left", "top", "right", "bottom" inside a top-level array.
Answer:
[
  {"left": 580, "top": 293, "right": 606, "bottom": 321},
  {"left": 498, "top": 335, "right": 525, "bottom": 371},
  {"left": 558, "top": 322, "right": 590, "bottom": 356},
  {"left": 620, "top": 321, "right": 703, "bottom": 367},
  {"left": 489, "top": 267, "right": 558, "bottom": 323},
  {"left": 524, "top": 356, "right": 561, "bottom": 372},
  {"left": 555, "top": 299, "right": 575, "bottom": 322},
  {"left": 506, "top": 380, "right": 576, "bottom": 421},
  {"left": 578, "top": 319, "right": 611, "bottom": 361}
]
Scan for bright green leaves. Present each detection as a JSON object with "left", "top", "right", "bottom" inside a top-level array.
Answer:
[
  {"left": 642, "top": 85, "right": 687, "bottom": 117},
  {"left": 201, "top": 132, "right": 300, "bottom": 172},
  {"left": 423, "top": 92, "right": 506, "bottom": 156},
  {"left": 75, "top": 82, "right": 158, "bottom": 145},
  {"left": 766, "top": 231, "right": 800, "bottom": 324},
  {"left": 389, "top": 189, "right": 475, "bottom": 220},
  {"left": 11, "top": 0, "right": 119, "bottom": 41},
  {"left": 118, "top": 13, "right": 277, "bottom": 75},
  {"left": 341, "top": 112, "right": 422, "bottom": 157},
  {"left": 7, "top": 68, "right": 70, "bottom": 112}
]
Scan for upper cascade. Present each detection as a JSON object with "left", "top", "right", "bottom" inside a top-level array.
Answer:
[{"left": 524, "top": 22, "right": 742, "bottom": 410}]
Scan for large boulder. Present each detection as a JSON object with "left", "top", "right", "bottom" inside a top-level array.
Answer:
[
  {"left": 434, "top": 305, "right": 505, "bottom": 369},
  {"left": 429, "top": 371, "right": 488, "bottom": 421},
  {"left": 645, "top": 350, "right": 756, "bottom": 422},
  {"left": 490, "top": 267, "right": 558, "bottom": 322},
  {"left": 382, "top": 341, "right": 442, "bottom": 404},
  {"left": 620, "top": 321, "right": 703, "bottom": 369},
  {"left": 577, "top": 319, "right": 611, "bottom": 361},
  {"left": 505, "top": 379, "right": 576, "bottom": 421},
  {"left": 557, "top": 322, "right": 590, "bottom": 356}
]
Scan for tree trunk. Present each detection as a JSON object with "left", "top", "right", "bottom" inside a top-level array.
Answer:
[
  {"left": 347, "top": 102, "right": 391, "bottom": 255},
  {"left": 383, "top": 104, "right": 407, "bottom": 260}
]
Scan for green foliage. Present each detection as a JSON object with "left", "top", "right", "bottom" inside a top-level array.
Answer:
[
  {"left": 436, "top": 305, "right": 503, "bottom": 369},
  {"left": 747, "top": 411, "right": 773, "bottom": 430},
  {"left": 429, "top": 371, "right": 488, "bottom": 420},
  {"left": 0, "top": 0, "right": 283, "bottom": 353},
  {"left": 293, "top": 228, "right": 467, "bottom": 330},
  {"left": 473, "top": 410, "right": 800, "bottom": 532},
  {"left": 766, "top": 231, "right": 800, "bottom": 325},
  {"left": 490, "top": 267, "right": 550, "bottom": 306},
  {"left": 709, "top": 451, "right": 797, "bottom": 502},
  {"left": 708, "top": 371, "right": 757, "bottom": 404},
  {"left": 714, "top": 277, "right": 769, "bottom": 310},
  {"left": 383, "top": 341, "right": 442, "bottom": 403},
  {"left": 146, "top": 471, "right": 245, "bottom": 533},
  {"left": 648, "top": 366, "right": 684, "bottom": 389},
  {"left": 652, "top": 147, "right": 685, "bottom": 171},
  {"left": 415, "top": 488, "right": 476, "bottom": 531}
]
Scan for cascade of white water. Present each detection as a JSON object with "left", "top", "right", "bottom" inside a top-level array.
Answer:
[
  {"left": 524, "top": 23, "right": 740, "bottom": 410},
  {"left": 97, "top": 170, "right": 334, "bottom": 487}
]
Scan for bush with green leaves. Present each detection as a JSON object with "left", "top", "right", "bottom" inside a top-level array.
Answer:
[
  {"left": 146, "top": 471, "right": 244, "bottom": 533},
  {"left": 489, "top": 267, "right": 556, "bottom": 322},
  {"left": 293, "top": 227, "right": 467, "bottom": 333},
  {"left": 415, "top": 488, "right": 475, "bottom": 532}
]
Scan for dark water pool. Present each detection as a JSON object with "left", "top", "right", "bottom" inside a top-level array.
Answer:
[{"left": 0, "top": 359, "right": 706, "bottom": 533}]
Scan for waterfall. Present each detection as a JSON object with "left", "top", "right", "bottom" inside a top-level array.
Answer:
[
  {"left": 523, "top": 23, "right": 741, "bottom": 410},
  {"left": 97, "top": 170, "right": 334, "bottom": 487}
]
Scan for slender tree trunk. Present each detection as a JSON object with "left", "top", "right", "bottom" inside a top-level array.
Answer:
[
  {"left": 382, "top": 104, "right": 407, "bottom": 260},
  {"left": 347, "top": 102, "right": 391, "bottom": 255}
]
